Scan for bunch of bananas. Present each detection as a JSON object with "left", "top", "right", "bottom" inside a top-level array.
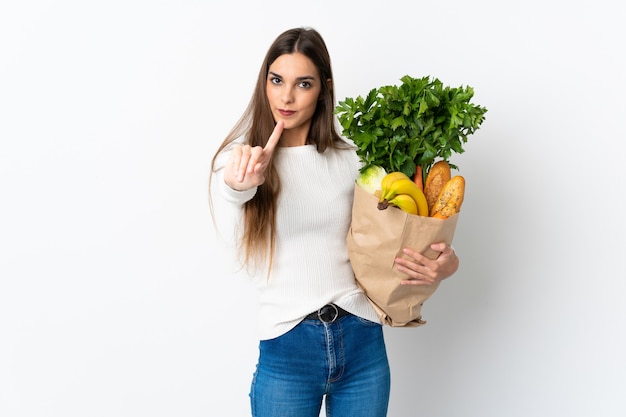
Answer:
[{"left": 377, "top": 172, "right": 429, "bottom": 216}]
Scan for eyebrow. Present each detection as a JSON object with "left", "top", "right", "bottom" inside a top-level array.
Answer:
[{"left": 268, "top": 71, "right": 317, "bottom": 82}]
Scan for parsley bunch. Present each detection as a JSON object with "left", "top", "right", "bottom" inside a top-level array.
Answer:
[{"left": 335, "top": 75, "right": 487, "bottom": 180}]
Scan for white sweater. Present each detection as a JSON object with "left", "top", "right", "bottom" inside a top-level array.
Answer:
[{"left": 215, "top": 143, "right": 380, "bottom": 340}]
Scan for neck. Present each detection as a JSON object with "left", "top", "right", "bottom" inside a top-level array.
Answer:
[{"left": 280, "top": 123, "right": 311, "bottom": 147}]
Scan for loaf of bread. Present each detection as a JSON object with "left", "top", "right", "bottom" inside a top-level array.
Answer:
[
  {"left": 424, "top": 160, "right": 451, "bottom": 213},
  {"left": 430, "top": 175, "right": 465, "bottom": 218}
]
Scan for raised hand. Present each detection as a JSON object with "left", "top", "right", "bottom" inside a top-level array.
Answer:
[{"left": 224, "top": 121, "right": 283, "bottom": 191}]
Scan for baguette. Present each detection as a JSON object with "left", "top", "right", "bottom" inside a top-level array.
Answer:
[
  {"left": 424, "top": 160, "right": 451, "bottom": 213},
  {"left": 430, "top": 175, "right": 465, "bottom": 218}
]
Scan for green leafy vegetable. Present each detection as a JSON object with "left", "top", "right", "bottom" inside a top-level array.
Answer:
[{"left": 335, "top": 75, "right": 487, "bottom": 180}]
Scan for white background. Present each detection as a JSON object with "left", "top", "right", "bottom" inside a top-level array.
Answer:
[{"left": 1, "top": 1, "right": 625, "bottom": 416}]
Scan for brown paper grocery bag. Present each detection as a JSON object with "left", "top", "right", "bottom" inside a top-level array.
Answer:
[{"left": 347, "top": 184, "right": 459, "bottom": 327}]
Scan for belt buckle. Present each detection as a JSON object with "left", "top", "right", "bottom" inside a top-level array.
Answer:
[{"left": 317, "top": 304, "right": 339, "bottom": 323}]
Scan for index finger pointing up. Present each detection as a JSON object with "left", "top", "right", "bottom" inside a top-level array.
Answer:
[{"left": 263, "top": 121, "right": 284, "bottom": 153}]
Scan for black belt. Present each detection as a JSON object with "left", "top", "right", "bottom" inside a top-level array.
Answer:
[{"left": 304, "top": 304, "right": 351, "bottom": 323}]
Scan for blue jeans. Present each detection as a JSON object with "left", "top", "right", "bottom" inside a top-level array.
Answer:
[{"left": 250, "top": 314, "right": 390, "bottom": 417}]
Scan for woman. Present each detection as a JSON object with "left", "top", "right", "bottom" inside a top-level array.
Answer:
[{"left": 209, "top": 27, "right": 459, "bottom": 417}]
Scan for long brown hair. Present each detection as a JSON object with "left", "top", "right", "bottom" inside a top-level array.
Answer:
[{"left": 209, "top": 27, "right": 347, "bottom": 273}]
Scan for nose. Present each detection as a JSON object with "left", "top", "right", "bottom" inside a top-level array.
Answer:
[{"left": 281, "top": 87, "right": 294, "bottom": 104}]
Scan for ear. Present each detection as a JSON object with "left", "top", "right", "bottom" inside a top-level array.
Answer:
[{"left": 320, "top": 78, "right": 332, "bottom": 101}]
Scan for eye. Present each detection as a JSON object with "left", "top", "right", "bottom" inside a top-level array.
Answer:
[
  {"left": 270, "top": 76, "right": 282, "bottom": 85},
  {"left": 299, "top": 81, "right": 312, "bottom": 89}
]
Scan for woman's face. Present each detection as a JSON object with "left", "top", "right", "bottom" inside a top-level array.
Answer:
[{"left": 266, "top": 52, "right": 323, "bottom": 145}]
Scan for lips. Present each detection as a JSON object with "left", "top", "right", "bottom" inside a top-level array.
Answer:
[{"left": 278, "top": 109, "right": 296, "bottom": 117}]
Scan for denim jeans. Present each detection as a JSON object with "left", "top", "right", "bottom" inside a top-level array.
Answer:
[{"left": 250, "top": 314, "right": 390, "bottom": 417}]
